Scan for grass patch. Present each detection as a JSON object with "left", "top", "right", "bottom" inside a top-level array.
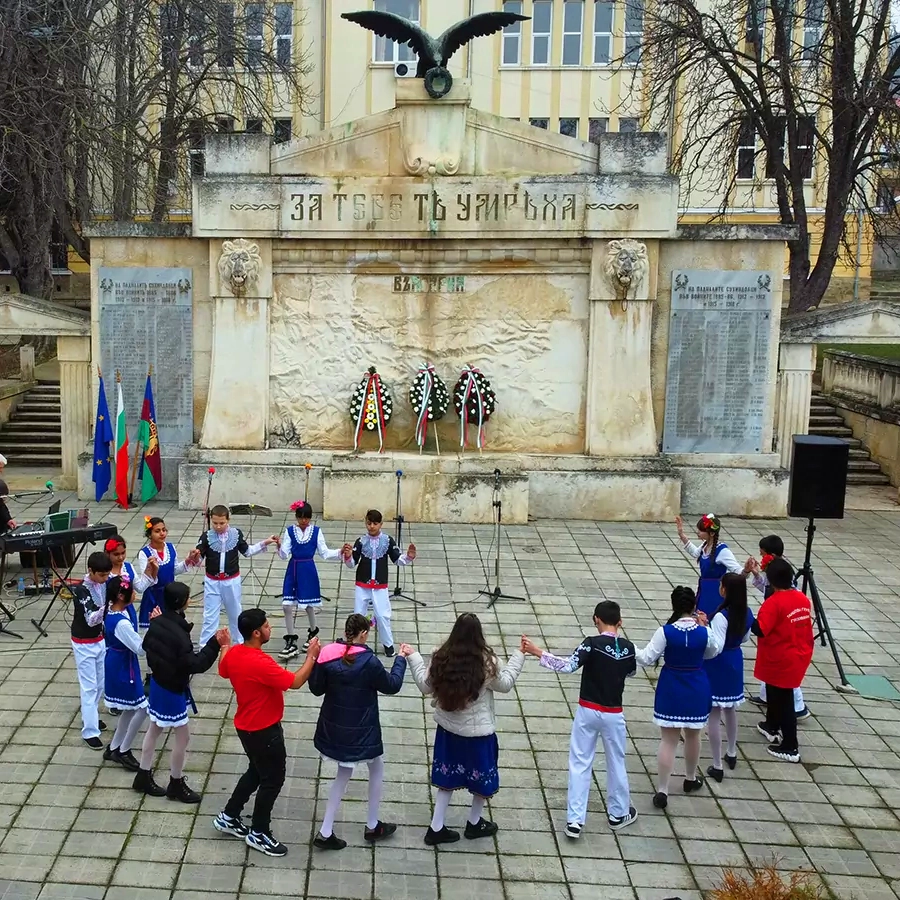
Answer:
[{"left": 820, "top": 343, "right": 900, "bottom": 361}]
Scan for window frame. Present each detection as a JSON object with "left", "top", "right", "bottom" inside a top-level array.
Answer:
[
  {"left": 245, "top": 117, "right": 264, "bottom": 133},
  {"left": 531, "top": 0, "right": 552, "bottom": 66},
  {"left": 619, "top": 116, "right": 639, "bottom": 133},
  {"left": 797, "top": 115, "right": 815, "bottom": 179},
  {"left": 562, "top": 0, "right": 584, "bottom": 67},
  {"left": 593, "top": 0, "right": 614, "bottom": 65},
  {"left": 802, "top": 0, "right": 824, "bottom": 61},
  {"left": 245, "top": 2, "right": 263, "bottom": 69},
  {"left": 217, "top": 2, "right": 235, "bottom": 68},
  {"left": 373, "top": 0, "right": 420, "bottom": 63},
  {"left": 588, "top": 117, "right": 609, "bottom": 143},
  {"left": 274, "top": 117, "right": 293, "bottom": 144},
  {"left": 274, "top": 2, "right": 292, "bottom": 66},
  {"left": 501, "top": 0, "right": 523, "bottom": 65},
  {"left": 736, "top": 117, "right": 757, "bottom": 180},
  {"left": 529, "top": 117, "right": 550, "bottom": 129},
  {"left": 764, "top": 115, "right": 787, "bottom": 178},
  {"left": 559, "top": 117, "right": 579, "bottom": 137},
  {"left": 623, "top": 0, "right": 643, "bottom": 65}
]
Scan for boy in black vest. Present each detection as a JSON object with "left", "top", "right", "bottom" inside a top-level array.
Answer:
[
  {"left": 72, "top": 551, "right": 112, "bottom": 749},
  {"left": 522, "top": 600, "right": 637, "bottom": 838}
]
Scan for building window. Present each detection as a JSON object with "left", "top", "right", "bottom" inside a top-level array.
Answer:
[
  {"left": 624, "top": 0, "right": 643, "bottom": 64},
  {"left": 765, "top": 115, "right": 786, "bottom": 177},
  {"left": 217, "top": 3, "right": 235, "bottom": 67},
  {"left": 216, "top": 116, "right": 235, "bottom": 133},
  {"left": 562, "top": 0, "right": 583, "bottom": 66},
  {"left": 736, "top": 117, "right": 756, "bottom": 179},
  {"left": 559, "top": 117, "right": 579, "bottom": 137},
  {"left": 588, "top": 117, "right": 609, "bottom": 142},
  {"left": 274, "top": 117, "right": 292, "bottom": 143},
  {"left": 373, "top": 0, "right": 419, "bottom": 62},
  {"left": 746, "top": 0, "right": 765, "bottom": 48},
  {"left": 50, "top": 222, "right": 68, "bottom": 272},
  {"left": 245, "top": 118, "right": 264, "bottom": 133},
  {"left": 593, "top": 1, "right": 613, "bottom": 64},
  {"left": 160, "top": 4, "right": 177, "bottom": 66},
  {"left": 619, "top": 117, "right": 639, "bottom": 132},
  {"left": 531, "top": 0, "right": 552, "bottom": 65},
  {"left": 188, "top": 6, "right": 205, "bottom": 67},
  {"left": 802, "top": 0, "right": 823, "bottom": 60},
  {"left": 530, "top": 117, "right": 549, "bottom": 129},
  {"left": 246, "top": 3, "right": 263, "bottom": 68},
  {"left": 798, "top": 116, "right": 815, "bottom": 179},
  {"left": 502, "top": 0, "right": 523, "bottom": 64},
  {"left": 275, "top": 3, "right": 292, "bottom": 66},
  {"left": 188, "top": 120, "right": 205, "bottom": 178}
]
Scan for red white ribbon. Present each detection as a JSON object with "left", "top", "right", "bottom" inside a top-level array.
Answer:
[
  {"left": 353, "top": 371, "right": 386, "bottom": 452},
  {"left": 414, "top": 364, "right": 435, "bottom": 449},
  {"left": 459, "top": 365, "right": 486, "bottom": 450}
]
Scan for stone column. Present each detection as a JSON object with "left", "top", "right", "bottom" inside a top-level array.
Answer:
[
  {"left": 199, "top": 239, "right": 272, "bottom": 449},
  {"left": 776, "top": 342, "right": 816, "bottom": 468},
  {"left": 585, "top": 239, "right": 658, "bottom": 456},
  {"left": 58, "top": 335, "right": 92, "bottom": 489}
]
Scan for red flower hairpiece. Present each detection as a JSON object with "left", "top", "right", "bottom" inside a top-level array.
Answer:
[
  {"left": 760, "top": 553, "right": 775, "bottom": 571},
  {"left": 290, "top": 500, "right": 307, "bottom": 512}
]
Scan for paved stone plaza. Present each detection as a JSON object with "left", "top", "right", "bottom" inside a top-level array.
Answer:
[{"left": 1, "top": 494, "right": 900, "bottom": 900}]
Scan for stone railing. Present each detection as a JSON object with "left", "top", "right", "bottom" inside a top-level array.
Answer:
[{"left": 821, "top": 350, "right": 900, "bottom": 423}]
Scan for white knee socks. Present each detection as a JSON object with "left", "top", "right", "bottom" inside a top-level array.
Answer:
[
  {"left": 282, "top": 602, "right": 296, "bottom": 636},
  {"left": 708, "top": 707, "right": 723, "bottom": 769},
  {"left": 724, "top": 707, "right": 738, "bottom": 757},
  {"left": 320, "top": 765, "right": 353, "bottom": 838},
  {"left": 306, "top": 606, "right": 318, "bottom": 631},
  {"left": 657, "top": 729, "right": 680, "bottom": 794},
  {"left": 367, "top": 757, "right": 384, "bottom": 829},
  {"left": 430, "top": 789, "right": 453, "bottom": 831},
  {"left": 468, "top": 795, "right": 486, "bottom": 825},
  {"left": 169, "top": 724, "right": 190, "bottom": 779},
  {"left": 111, "top": 708, "right": 147, "bottom": 753},
  {"left": 140, "top": 721, "right": 163, "bottom": 771},
  {"left": 683, "top": 730, "right": 701, "bottom": 782}
]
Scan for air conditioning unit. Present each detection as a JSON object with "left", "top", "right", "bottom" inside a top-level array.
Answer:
[{"left": 394, "top": 62, "right": 416, "bottom": 78}]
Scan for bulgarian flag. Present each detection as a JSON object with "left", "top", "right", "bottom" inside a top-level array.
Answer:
[
  {"left": 114, "top": 376, "right": 130, "bottom": 509},
  {"left": 138, "top": 372, "right": 162, "bottom": 502}
]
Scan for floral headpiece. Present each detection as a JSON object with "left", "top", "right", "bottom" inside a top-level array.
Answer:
[
  {"left": 290, "top": 500, "right": 309, "bottom": 512},
  {"left": 760, "top": 553, "right": 775, "bottom": 571},
  {"left": 144, "top": 515, "right": 153, "bottom": 529},
  {"left": 698, "top": 513, "right": 720, "bottom": 533},
  {"left": 104, "top": 537, "right": 124, "bottom": 554}
]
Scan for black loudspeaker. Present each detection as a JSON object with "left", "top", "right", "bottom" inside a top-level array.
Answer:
[{"left": 788, "top": 435, "right": 849, "bottom": 519}]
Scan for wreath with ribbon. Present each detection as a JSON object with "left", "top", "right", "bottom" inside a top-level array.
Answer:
[
  {"left": 409, "top": 364, "right": 449, "bottom": 449},
  {"left": 454, "top": 365, "right": 496, "bottom": 449},
  {"left": 349, "top": 366, "right": 393, "bottom": 451}
]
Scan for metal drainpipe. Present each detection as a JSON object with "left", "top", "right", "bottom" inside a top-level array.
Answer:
[
  {"left": 320, "top": 0, "right": 328, "bottom": 131},
  {"left": 853, "top": 207, "right": 863, "bottom": 302},
  {"left": 467, "top": 0, "right": 475, "bottom": 79}
]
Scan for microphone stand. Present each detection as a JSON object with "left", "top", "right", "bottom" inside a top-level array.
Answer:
[
  {"left": 203, "top": 468, "right": 215, "bottom": 531},
  {"left": 392, "top": 470, "right": 425, "bottom": 606},
  {"left": 478, "top": 469, "right": 525, "bottom": 609}
]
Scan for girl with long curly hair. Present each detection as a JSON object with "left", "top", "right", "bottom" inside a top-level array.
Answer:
[{"left": 408, "top": 612, "right": 525, "bottom": 845}]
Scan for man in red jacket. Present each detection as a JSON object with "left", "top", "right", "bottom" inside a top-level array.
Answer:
[
  {"left": 752, "top": 558, "right": 814, "bottom": 763},
  {"left": 215, "top": 608, "right": 319, "bottom": 857}
]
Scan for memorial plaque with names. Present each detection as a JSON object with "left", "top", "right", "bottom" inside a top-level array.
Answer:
[
  {"left": 663, "top": 269, "right": 774, "bottom": 454},
  {"left": 99, "top": 267, "right": 194, "bottom": 447}
]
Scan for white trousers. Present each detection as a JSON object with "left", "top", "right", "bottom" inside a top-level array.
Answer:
[
  {"left": 567, "top": 705, "right": 631, "bottom": 824},
  {"left": 759, "top": 683, "right": 805, "bottom": 712},
  {"left": 200, "top": 577, "right": 245, "bottom": 648},
  {"left": 72, "top": 640, "right": 106, "bottom": 740},
  {"left": 354, "top": 586, "right": 394, "bottom": 649}
]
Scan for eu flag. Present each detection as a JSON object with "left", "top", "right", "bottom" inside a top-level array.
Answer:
[{"left": 93, "top": 373, "right": 113, "bottom": 501}]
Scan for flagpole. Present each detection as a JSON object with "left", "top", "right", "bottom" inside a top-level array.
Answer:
[{"left": 128, "top": 365, "right": 152, "bottom": 504}]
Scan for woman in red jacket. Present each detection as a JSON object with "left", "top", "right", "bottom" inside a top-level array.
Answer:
[{"left": 752, "top": 558, "right": 814, "bottom": 763}]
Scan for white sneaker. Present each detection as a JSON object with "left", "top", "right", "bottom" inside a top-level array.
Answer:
[{"left": 564, "top": 822, "right": 582, "bottom": 839}]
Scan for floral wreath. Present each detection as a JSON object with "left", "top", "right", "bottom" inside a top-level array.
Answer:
[
  {"left": 409, "top": 363, "right": 449, "bottom": 450},
  {"left": 698, "top": 513, "right": 720, "bottom": 533},
  {"left": 349, "top": 367, "right": 393, "bottom": 452},
  {"left": 453, "top": 365, "right": 496, "bottom": 450}
]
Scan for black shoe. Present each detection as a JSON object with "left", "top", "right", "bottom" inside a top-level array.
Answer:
[
  {"left": 652, "top": 792, "right": 668, "bottom": 809},
  {"left": 767, "top": 743, "right": 801, "bottom": 763},
  {"left": 796, "top": 706, "right": 812, "bottom": 721},
  {"left": 364, "top": 821, "right": 397, "bottom": 842},
  {"left": 424, "top": 826, "right": 460, "bottom": 845},
  {"left": 607, "top": 807, "right": 638, "bottom": 831},
  {"left": 118, "top": 750, "right": 141, "bottom": 772},
  {"left": 133, "top": 768, "right": 167, "bottom": 797},
  {"left": 109, "top": 708, "right": 121, "bottom": 717},
  {"left": 83, "top": 736, "right": 104, "bottom": 751},
  {"left": 757, "top": 721, "right": 780, "bottom": 743},
  {"left": 99, "top": 720, "right": 108, "bottom": 732},
  {"left": 102, "top": 745, "right": 120, "bottom": 763},
  {"left": 564, "top": 822, "right": 582, "bottom": 839},
  {"left": 314, "top": 832, "right": 347, "bottom": 850},
  {"left": 278, "top": 635, "right": 299, "bottom": 660},
  {"left": 724, "top": 753, "right": 738, "bottom": 770},
  {"left": 302, "top": 628, "right": 320, "bottom": 653},
  {"left": 684, "top": 774, "right": 705, "bottom": 794},
  {"left": 706, "top": 766, "right": 724, "bottom": 783},
  {"left": 166, "top": 776, "right": 201, "bottom": 804},
  {"left": 246, "top": 830, "right": 288, "bottom": 857},
  {"left": 383, "top": 645, "right": 395, "bottom": 657},
  {"left": 464, "top": 818, "right": 498, "bottom": 840},
  {"left": 214, "top": 812, "right": 250, "bottom": 838}
]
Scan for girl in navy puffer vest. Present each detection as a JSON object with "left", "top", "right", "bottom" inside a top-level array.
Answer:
[{"left": 310, "top": 613, "right": 410, "bottom": 851}]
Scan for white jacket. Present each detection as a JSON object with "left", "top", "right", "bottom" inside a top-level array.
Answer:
[{"left": 408, "top": 649, "right": 526, "bottom": 737}]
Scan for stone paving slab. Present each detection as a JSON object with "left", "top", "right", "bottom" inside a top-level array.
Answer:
[{"left": 0, "top": 494, "right": 899, "bottom": 898}]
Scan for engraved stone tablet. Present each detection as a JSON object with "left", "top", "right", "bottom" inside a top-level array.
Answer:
[
  {"left": 99, "top": 268, "right": 194, "bottom": 447},
  {"left": 663, "top": 270, "right": 773, "bottom": 454}
]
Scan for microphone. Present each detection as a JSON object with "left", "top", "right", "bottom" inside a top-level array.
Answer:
[
  {"left": 45, "top": 480, "right": 54, "bottom": 494},
  {"left": 207, "top": 466, "right": 216, "bottom": 482},
  {"left": 396, "top": 470, "right": 403, "bottom": 478}
]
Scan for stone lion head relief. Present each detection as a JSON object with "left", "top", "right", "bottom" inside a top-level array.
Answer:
[
  {"left": 603, "top": 239, "right": 649, "bottom": 305},
  {"left": 218, "top": 239, "right": 262, "bottom": 296}
]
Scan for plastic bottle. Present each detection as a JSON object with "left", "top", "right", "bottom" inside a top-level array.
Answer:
[{"left": 16, "top": 576, "right": 25, "bottom": 594}]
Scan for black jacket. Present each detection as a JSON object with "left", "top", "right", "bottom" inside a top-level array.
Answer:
[
  {"left": 143, "top": 609, "right": 219, "bottom": 693},
  {"left": 309, "top": 643, "right": 406, "bottom": 762}
]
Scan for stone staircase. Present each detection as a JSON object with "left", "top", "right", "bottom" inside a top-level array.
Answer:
[
  {"left": 0, "top": 381, "right": 61, "bottom": 467},
  {"left": 809, "top": 391, "right": 891, "bottom": 485}
]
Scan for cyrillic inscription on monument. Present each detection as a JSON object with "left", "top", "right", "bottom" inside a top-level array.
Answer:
[
  {"left": 99, "top": 267, "right": 194, "bottom": 446},
  {"left": 663, "top": 270, "right": 774, "bottom": 454},
  {"left": 392, "top": 275, "right": 466, "bottom": 293}
]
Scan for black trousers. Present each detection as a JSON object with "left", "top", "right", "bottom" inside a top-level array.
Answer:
[
  {"left": 763, "top": 684, "right": 798, "bottom": 753},
  {"left": 223, "top": 722, "right": 287, "bottom": 834}
]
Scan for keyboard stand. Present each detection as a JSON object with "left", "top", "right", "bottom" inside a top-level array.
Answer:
[
  {"left": 31, "top": 540, "right": 93, "bottom": 638},
  {"left": 0, "top": 552, "right": 23, "bottom": 640}
]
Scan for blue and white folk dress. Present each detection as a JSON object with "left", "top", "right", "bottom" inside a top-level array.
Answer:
[
  {"left": 278, "top": 524, "right": 342, "bottom": 606},
  {"left": 681, "top": 540, "right": 744, "bottom": 618},
  {"left": 104, "top": 604, "right": 147, "bottom": 711},
  {"left": 705, "top": 607, "right": 754, "bottom": 708},
  {"left": 136, "top": 543, "right": 194, "bottom": 629},
  {"left": 636, "top": 617, "right": 723, "bottom": 729}
]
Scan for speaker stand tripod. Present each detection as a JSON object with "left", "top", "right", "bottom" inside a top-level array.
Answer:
[
  {"left": 478, "top": 471, "right": 525, "bottom": 609},
  {"left": 392, "top": 470, "right": 424, "bottom": 607},
  {"left": 797, "top": 518, "right": 857, "bottom": 695},
  {"left": 228, "top": 502, "right": 274, "bottom": 606}
]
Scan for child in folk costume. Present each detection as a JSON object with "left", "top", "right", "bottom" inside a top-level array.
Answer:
[
  {"left": 102, "top": 576, "right": 148, "bottom": 772},
  {"left": 196, "top": 505, "right": 278, "bottom": 649},
  {"left": 408, "top": 613, "right": 525, "bottom": 846},
  {"left": 310, "top": 614, "right": 410, "bottom": 851},
  {"left": 72, "top": 551, "right": 113, "bottom": 750},
  {"left": 636, "top": 586, "right": 723, "bottom": 809},
  {"left": 676, "top": 514, "right": 743, "bottom": 618},
  {"left": 342, "top": 509, "right": 416, "bottom": 657},
  {"left": 105, "top": 535, "right": 136, "bottom": 583},
  {"left": 704, "top": 574, "right": 754, "bottom": 782},
  {"left": 745, "top": 534, "right": 811, "bottom": 719},
  {"left": 136, "top": 516, "right": 201, "bottom": 629},
  {"left": 278, "top": 501, "right": 344, "bottom": 660},
  {"left": 522, "top": 601, "right": 638, "bottom": 838}
]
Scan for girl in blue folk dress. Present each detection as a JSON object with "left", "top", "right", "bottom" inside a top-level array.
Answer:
[
  {"left": 636, "top": 586, "right": 723, "bottom": 810},
  {"left": 136, "top": 516, "right": 201, "bottom": 628},
  {"left": 102, "top": 577, "right": 147, "bottom": 771},
  {"left": 675, "top": 514, "right": 743, "bottom": 618},
  {"left": 105, "top": 535, "right": 136, "bottom": 584},
  {"left": 278, "top": 501, "right": 345, "bottom": 660},
  {"left": 704, "top": 573, "right": 754, "bottom": 782}
]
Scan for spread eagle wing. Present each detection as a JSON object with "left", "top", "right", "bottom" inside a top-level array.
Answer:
[
  {"left": 340, "top": 10, "right": 436, "bottom": 66},
  {"left": 436, "top": 11, "right": 530, "bottom": 66}
]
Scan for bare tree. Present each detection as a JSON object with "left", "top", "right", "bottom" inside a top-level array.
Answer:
[
  {"left": 634, "top": 0, "right": 900, "bottom": 311},
  {"left": 0, "top": 0, "right": 311, "bottom": 299}
]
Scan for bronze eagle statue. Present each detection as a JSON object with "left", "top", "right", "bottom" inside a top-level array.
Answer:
[{"left": 341, "top": 9, "right": 530, "bottom": 97}]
